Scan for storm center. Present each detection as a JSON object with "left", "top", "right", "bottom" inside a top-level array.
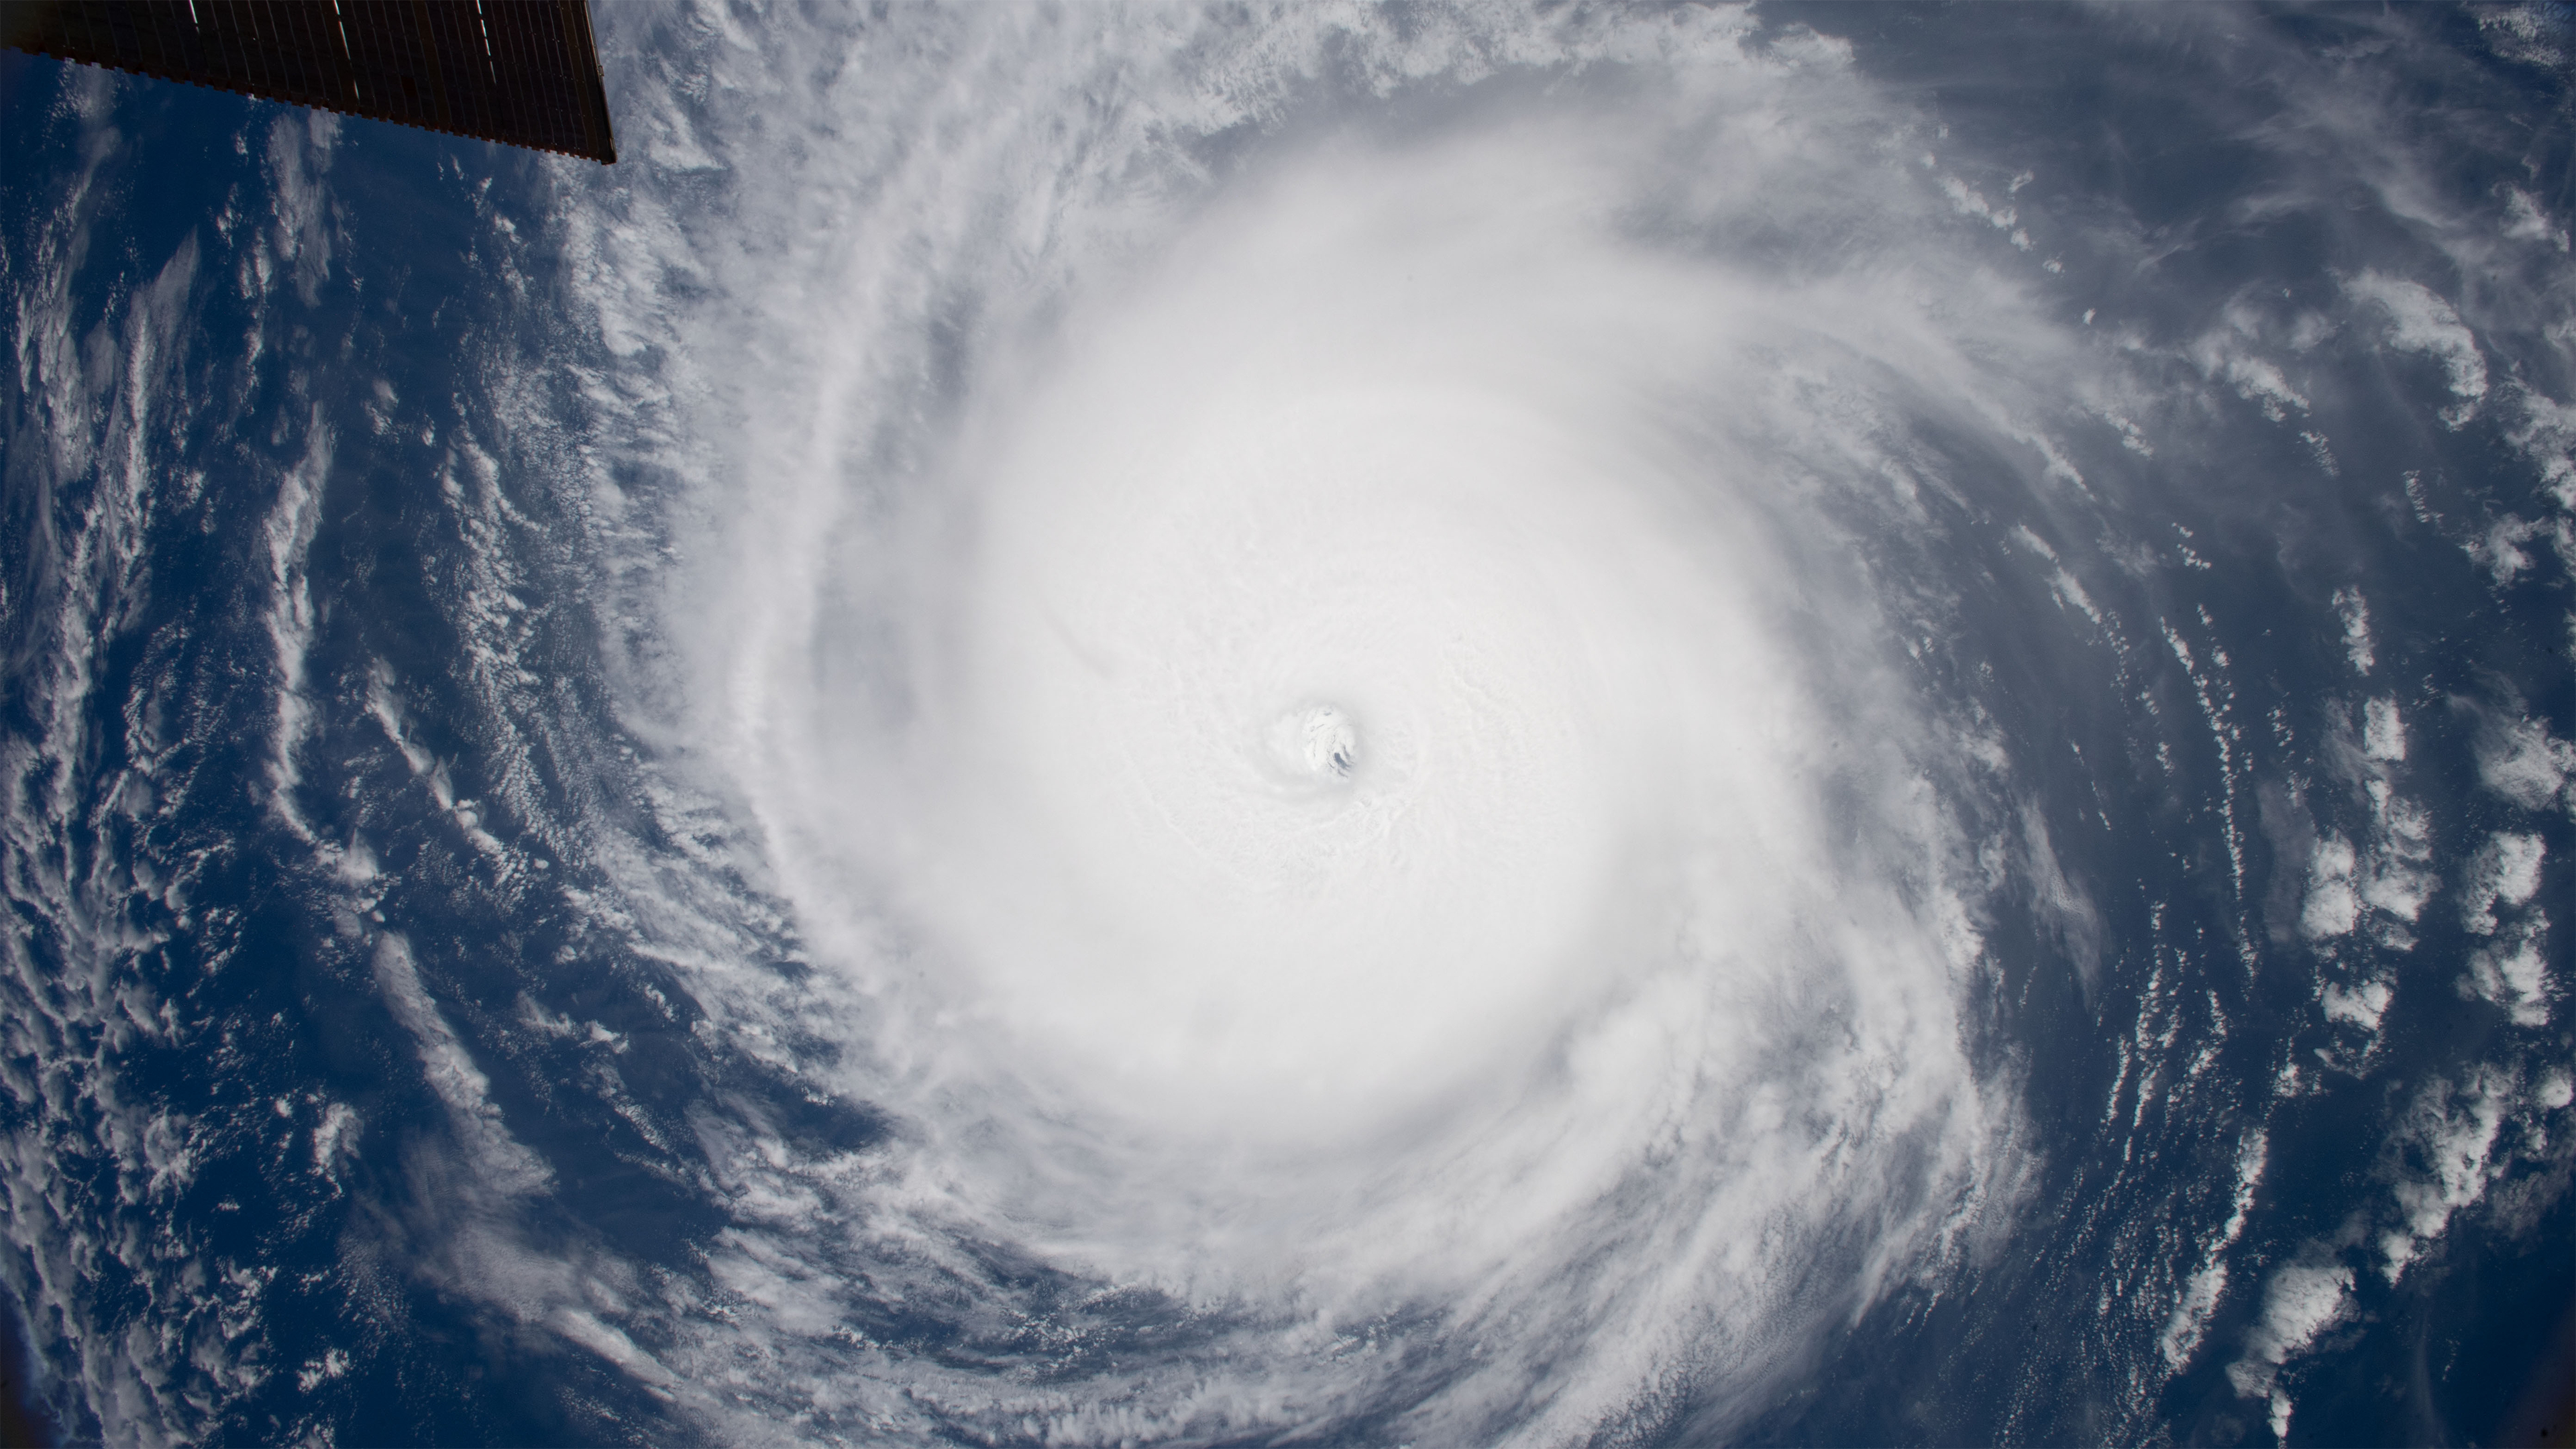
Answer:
[{"left": 1267, "top": 702, "right": 1358, "bottom": 783}]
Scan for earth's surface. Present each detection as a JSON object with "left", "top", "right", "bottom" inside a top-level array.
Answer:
[{"left": 3, "top": 4, "right": 2573, "bottom": 1446}]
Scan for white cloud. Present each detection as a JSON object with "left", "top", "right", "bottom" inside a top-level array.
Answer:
[
  {"left": 2379, "top": 1069, "right": 2512, "bottom": 1281},
  {"left": 2347, "top": 272, "right": 2488, "bottom": 424},
  {"left": 2463, "top": 915, "right": 2554, "bottom": 1027},
  {"left": 2475, "top": 714, "right": 2576, "bottom": 812},
  {"left": 2333, "top": 587, "right": 2373, "bottom": 674},
  {"left": 2227, "top": 1257, "right": 2354, "bottom": 1440},
  {"left": 2322, "top": 978, "right": 2392, "bottom": 1031},
  {"left": 2504, "top": 189, "right": 2570, "bottom": 253},
  {"left": 517, "top": 5, "right": 2063, "bottom": 1440},
  {"left": 2355, "top": 784, "right": 2435, "bottom": 926},
  {"left": 296, "top": 1349, "right": 348, "bottom": 1394},
  {"left": 372, "top": 935, "right": 551, "bottom": 1196},
  {"left": 2362, "top": 699, "right": 2404, "bottom": 762},
  {"left": 2468, "top": 514, "right": 2548, "bottom": 585},
  {"left": 2161, "top": 1130, "right": 2269, "bottom": 1371},
  {"left": 2300, "top": 835, "right": 2360, "bottom": 939},
  {"left": 2504, "top": 388, "right": 2576, "bottom": 511},
  {"left": 2481, "top": 5, "right": 2569, "bottom": 68},
  {"left": 2461, "top": 832, "right": 2546, "bottom": 935}
]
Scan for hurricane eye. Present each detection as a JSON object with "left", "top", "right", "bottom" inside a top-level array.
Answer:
[
  {"left": 1268, "top": 702, "right": 1360, "bottom": 785},
  {"left": 1303, "top": 706, "right": 1357, "bottom": 778}
]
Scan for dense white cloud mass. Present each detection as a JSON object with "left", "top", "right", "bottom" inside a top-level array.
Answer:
[
  {"left": 506, "top": 2, "right": 2575, "bottom": 1440},
  {"left": 565, "top": 13, "right": 2045, "bottom": 1436},
  {"left": 4, "top": 1, "right": 2573, "bottom": 1446}
]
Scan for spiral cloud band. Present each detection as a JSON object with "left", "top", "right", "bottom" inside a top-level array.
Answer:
[
  {"left": 674, "top": 62, "right": 2025, "bottom": 1438},
  {"left": 902, "top": 148, "right": 1863, "bottom": 1136}
]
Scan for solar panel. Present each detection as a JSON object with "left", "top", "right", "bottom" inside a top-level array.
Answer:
[{"left": 3, "top": 0, "right": 616, "bottom": 163}]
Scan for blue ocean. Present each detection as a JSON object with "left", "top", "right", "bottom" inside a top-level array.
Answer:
[{"left": 3, "top": 5, "right": 2571, "bottom": 1445}]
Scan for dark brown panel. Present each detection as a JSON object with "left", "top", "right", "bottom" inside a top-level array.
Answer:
[{"left": 1, "top": 0, "right": 616, "bottom": 162}]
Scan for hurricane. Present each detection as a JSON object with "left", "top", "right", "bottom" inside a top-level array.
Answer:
[{"left": 4, "top": 4, "right": 2571, "bottom": 1446}]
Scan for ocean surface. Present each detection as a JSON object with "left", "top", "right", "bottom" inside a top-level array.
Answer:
[{"left": 3, "top": 4, "right": 2572, "bottom": 1445}]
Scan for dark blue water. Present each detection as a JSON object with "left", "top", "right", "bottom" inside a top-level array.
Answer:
[{"left": 5, "top": 6, "right": 2571, "bottom": 1445}]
